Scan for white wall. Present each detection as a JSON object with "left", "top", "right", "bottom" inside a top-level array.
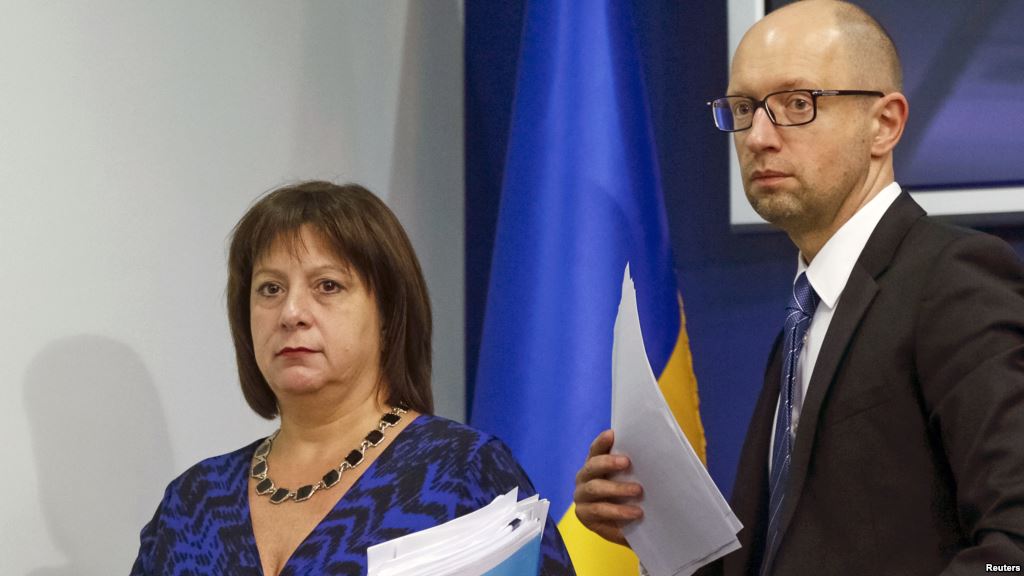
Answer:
[{"left": 0, "top": 2, "right": 464, "bottom": 573}]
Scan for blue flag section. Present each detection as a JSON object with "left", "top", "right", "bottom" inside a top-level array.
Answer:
[{"left": 470, "top": 1, "right": 705, "bottom": 572}]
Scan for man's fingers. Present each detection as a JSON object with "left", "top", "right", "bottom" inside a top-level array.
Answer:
[
  {"left": 576, "top": 453, "right": 631, "bottom": 484},
  {"left": 575, "top": 501, "right": 643, "bottom": 547},
  {"left": 574, "top": 477, "right": 643, "bottom": 503},
  {"left": 587, "top": 429, "right": 615, "bottom": 458},
  {"left": 576, "top": 500, "right": 644, "bottom": 523},
  {"left": 573, "top": 428, "right": 644, "bottom": 548}
]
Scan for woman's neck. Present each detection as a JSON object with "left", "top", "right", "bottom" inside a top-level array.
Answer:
[{"left": 273, "top": 387, "right": 389, "bottom": 463}]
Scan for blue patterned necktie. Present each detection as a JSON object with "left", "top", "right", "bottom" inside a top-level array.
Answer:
[{"left": 761, "top": 272, "right": 820, "bottom": 575}]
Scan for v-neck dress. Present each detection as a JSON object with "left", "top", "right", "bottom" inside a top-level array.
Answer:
[{"left": 130, "top": 414, "right": 575, "bottom": 575}]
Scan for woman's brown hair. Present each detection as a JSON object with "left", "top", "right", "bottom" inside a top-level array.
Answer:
[{"left": 227, "top": 181, "right": 433, "bottom": 418}]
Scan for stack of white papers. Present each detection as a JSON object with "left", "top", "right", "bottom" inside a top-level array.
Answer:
[
  {"left": 611, "top": 265, "right": 743, "bottom": 576},
  {"left": 366, "top": 488, "right": 549, "bottom": 576}
]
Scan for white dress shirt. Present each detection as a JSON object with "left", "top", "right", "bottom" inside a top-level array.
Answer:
[{"left": 769, "top": 181, "right": 902, "bottom": 469}]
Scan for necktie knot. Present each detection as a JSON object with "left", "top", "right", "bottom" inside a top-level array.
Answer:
[{"left": 788, "top": 273, "right": 820, "bottom": 320}]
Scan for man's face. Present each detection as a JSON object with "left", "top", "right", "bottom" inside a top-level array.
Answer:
[{"left": 728, "top": 18, "right": 874, "bottom": 237}]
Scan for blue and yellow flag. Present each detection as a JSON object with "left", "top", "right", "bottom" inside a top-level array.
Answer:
[{"left": 470, "top": 1, "right": 706, "bottom": 574}]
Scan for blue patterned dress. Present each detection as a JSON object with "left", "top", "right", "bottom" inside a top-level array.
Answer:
[{"left": 131, "top": 414, "right": 575, "bottom": 575}]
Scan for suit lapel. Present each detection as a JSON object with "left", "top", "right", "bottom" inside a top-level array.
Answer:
[
  {"left": 777, "top": 265, "right": 877, "bottom": 536},
  {"left": 771, "top": 193, "right": 927, "bottom": 549}
]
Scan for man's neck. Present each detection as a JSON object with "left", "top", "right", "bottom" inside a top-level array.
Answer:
[{"left": 792, "top": 166, "right": 895, "bottom": 262}]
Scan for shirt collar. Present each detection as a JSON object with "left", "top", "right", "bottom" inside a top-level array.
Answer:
[{"left": 796, "top": 182, "right": 902, "bottom": 309}]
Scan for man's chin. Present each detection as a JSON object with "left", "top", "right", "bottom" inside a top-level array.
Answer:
[{"left": 747, "top": 193, "right": 800, "bottom": 225}]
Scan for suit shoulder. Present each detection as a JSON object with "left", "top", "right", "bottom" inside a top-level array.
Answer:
[
  {"left": 901, "top": 215, "right": 1018, "bottom": 264},
  {"left": 905, "top": 215, "right": 978, "bottom": 248}
]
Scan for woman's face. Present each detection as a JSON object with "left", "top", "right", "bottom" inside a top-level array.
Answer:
[{"left": 249, "top": 225, "right": 382, "bottom": 402}]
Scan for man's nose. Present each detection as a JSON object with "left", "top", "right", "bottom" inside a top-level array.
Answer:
[{"left": 743, "top": 107, "right": 782, "bottom": 152}]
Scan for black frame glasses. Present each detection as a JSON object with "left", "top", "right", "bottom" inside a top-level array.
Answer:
[{"left": 707, "top": 89, "right": 885, "bottom": 132}]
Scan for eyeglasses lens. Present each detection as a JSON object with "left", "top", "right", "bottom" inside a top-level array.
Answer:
[{"left": 711, "top": 91, "right": 816, "bottom": 132}]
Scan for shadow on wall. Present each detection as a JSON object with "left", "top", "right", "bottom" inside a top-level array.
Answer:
[
  {"left": 387, "top": 0, "right": 465, "bottom": 421},
  {"left": 23, "top": 336, "right": 172, "bottom": 575}
]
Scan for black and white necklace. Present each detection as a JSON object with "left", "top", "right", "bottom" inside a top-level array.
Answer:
[{"left": 250, "top": 403, "right": 408, "bottom": 504}]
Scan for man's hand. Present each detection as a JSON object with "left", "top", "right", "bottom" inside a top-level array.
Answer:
[{"left": 573, "top": 429, "right": 644, "bottom": 546}]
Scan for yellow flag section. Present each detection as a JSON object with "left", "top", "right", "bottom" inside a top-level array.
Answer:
[{"left": 558, "top": 304, "right": 706, "bottom": 574}]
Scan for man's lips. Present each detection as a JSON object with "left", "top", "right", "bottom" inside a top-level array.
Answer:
[
  {"left": 277, "top": 347, "right": 318, "bottom": 357},
  {"left": 751, "top": 170, "right": 790, "bottom": 184}
]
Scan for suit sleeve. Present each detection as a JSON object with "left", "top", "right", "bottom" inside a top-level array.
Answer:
[{"left": 914, "top": 233, "right": 1024, "bottom": 571}]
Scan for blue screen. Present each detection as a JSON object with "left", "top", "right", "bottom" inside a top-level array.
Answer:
[{"left": 768, "top": 0, "right": 1024, "bottom": 191}]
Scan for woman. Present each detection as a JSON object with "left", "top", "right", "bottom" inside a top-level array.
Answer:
[{"left": 131, "top": 182, "right": 575, "bottom": 575}]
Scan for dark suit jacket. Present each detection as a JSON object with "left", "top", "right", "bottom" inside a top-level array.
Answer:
[{"left": 703, "top": 194, "right": 1024, "bottom": 575}]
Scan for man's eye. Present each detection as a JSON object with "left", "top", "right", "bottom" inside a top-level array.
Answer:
[
  {"left": 788, "top": 97, "right": 812, "bottom": 111},
  {"left": 256, "top": 283, "right": 282, "bottom": 297},
  {"left": 733, "top": 101, "right": 753, "bottom": 116}
]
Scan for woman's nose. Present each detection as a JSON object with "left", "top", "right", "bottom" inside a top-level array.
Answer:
[{"left": 280, "top": 288, "right": 313, "bottom": 328}]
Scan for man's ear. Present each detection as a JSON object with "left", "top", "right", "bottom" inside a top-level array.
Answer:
[{"left": 871, "top": 92, "right": 909, "bottom": 157}]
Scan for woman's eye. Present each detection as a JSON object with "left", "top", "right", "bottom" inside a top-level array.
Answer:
[
  {"left": 319, "top": 279, "right": 342, "bottom": 293},
  {"left": 255, "top": 283, "right": 282, "bottom": 297}
]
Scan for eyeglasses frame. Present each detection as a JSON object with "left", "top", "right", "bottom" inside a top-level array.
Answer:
[{"left": 706, "top": 89, "right": 886, "bottom": 132}]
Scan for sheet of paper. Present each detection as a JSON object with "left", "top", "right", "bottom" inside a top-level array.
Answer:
[
  {"left": 611, "top": 265, "right": 742, "bottom": 576},
  {"left": 367, "top": 487, "right": 548, "bottom": 576}
]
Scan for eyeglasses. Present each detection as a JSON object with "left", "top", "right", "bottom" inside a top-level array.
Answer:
[{"left": 707, "top": 89, "right": 884, "bottom": 132}]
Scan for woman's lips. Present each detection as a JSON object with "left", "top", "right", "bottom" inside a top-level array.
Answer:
[{"left": 277, "top": 347, "right": 317, "bottom": 357}]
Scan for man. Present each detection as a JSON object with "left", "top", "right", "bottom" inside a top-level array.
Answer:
[{"left": 573, "top": 1, "right": 1024, "bottom": 574}]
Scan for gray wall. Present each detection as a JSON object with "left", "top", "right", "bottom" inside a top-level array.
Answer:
[{"left": 1, "top": 2, "right": 464, "bottom": 573}]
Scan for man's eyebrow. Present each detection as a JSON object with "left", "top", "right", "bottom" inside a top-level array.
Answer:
[
  {"left": 726, "top": 79, "right": 816, "bottom": 97},
  {"left": 776, "top": 78, "right": 814, "bottom": 90}
]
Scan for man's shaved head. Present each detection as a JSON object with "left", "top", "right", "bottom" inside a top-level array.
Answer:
[
  {"left": 828, "top": 1, "right": 902, "bottom": 91},
  {"left": 759, "top": 1, "right": 902, "bottom": 92}
]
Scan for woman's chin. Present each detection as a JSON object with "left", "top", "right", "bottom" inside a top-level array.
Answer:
[{"left": 269, "top": 371, "right": 327, "bottom": 397}]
